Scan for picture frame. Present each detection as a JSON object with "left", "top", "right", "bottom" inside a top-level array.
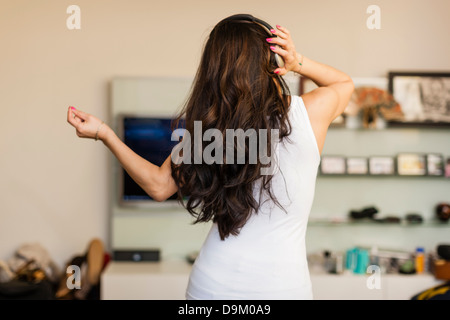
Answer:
[
  {"left": 319, "top": 156, "right": 346, "bottom": 175},
  {"left": 396, "top": 153, "right": 427, "bottom": 176},
  {"left": 445, "top": 157, "right": 450, "bottom": 178},
  {"left": 426, "top": 153, "right": 444, "bottom": 176},
  {"left": 346, "top": 157, "right": 369, "bottom": 175},
  {"left": 388, "top": 71, "right": 450, "bottom": 127},
  {"left": 369, "top": 156, "right": 395, "bottom": 175}
]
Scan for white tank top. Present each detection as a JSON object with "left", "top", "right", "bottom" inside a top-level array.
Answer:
[{"left": 186, "top": 95, "right": 321, "bottom": 300}]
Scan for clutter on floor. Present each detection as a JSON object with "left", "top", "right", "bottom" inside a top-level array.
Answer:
[{"left": 0, "top": 238, "right": 110, "bottom": 300}]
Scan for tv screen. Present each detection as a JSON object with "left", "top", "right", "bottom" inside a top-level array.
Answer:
[{"left": 119, "top": 115, "right": 184, "bottom": 204}]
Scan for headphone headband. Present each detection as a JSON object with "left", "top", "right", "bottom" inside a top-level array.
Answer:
[
  {"left": 219, "top": 14, "right": 284, "bottom": 68},
  {"left": 220, "top": 14, "right": 274, "bottom": 36}
]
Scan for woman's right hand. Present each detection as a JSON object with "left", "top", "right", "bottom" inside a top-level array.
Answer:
[
  {"left": 267, "top": 24, "right": 303, "bottom": 76},
  {"left": 67, "top": 106, "right": 109, "bottom": 141}
]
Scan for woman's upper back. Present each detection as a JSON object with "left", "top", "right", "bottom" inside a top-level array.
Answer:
[{"left": 186, "top": 95, "right": 320, "bottom": 299}]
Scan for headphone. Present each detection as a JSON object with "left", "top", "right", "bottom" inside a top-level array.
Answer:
[{"left": 219, "top": 14, "right": 285, "bottom": 68}]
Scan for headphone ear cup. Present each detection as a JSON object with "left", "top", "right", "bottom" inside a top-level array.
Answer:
[
  {"left": 273, "top": 45, "right": 284, "bottom": 68},
  {"left": 274, "top": 52, "right": 284, "bottom": 68}
]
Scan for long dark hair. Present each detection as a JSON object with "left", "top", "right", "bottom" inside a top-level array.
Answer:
[{"left": 171, "top": 16, "right": 292, "bottom": 240}]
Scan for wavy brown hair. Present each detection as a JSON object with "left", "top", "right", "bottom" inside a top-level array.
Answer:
[{"left": 171, "top": 16, "right": 292, "bottom": 240}]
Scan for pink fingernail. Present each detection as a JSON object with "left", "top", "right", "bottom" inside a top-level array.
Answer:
[
  {"left": 266, "top": 38, "right": 272, "bottom": 42},
  {"left": 270, "top": 46, "right": 276, "bottom": 50},
  {"left": 270, "top": 29, "right": 276, "bottom": 33},
  {"left": 70, "top": 106, "right": 75, "bottom": 110},
  {"left": 274, "top": 70, "right": 279, "bottom": 74},
  {"left": 276, "top": 25, "right": 281, "bottom": 28}
]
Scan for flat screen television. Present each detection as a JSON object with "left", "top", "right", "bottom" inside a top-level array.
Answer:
[{"left": 117, "top": 114, "right": 185, "bottom": 207}]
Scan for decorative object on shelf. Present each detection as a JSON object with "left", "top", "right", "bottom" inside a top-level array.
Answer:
[
  {"left": 318, "top": 153, "right": 448, "bottom": 178},
  {"left": 432, "top": 260, "right": 450, "bottom": 281},
  {"left": 373, "top": 216, "right": 402, "bottom": 224},
  {"left": 427, "top": 154, "right": 445, "bottom": 176},
  {"left": 436, "top": 203, "right": 450, "bottom": 222},
  {"left": 349, "top": 206, "right": 379, "bottom": 220},
  {"left": 405, "top": 213, "right": 424, "bottom": 224},
  {"left": 299, "top": 77, "right": 392, "bottom": 128},
  {"left": 346, "top": 157, "right": 369, "bottom": 175},
  {"left": 345, "top": 247, "right": 370, "bottom": 274},
  {"left": 319, "top": 156, "right": 346, "bottom": 175},
  {"left": 437, "top": 244, "right": 450, "bottom": 261},
  {"left": 415, "top": 247, "right": 426, "bottom": 274},
  {"left": 345, "top": 247, "right": 358, "bottom": 271},
  {"left": 345, "top": 86, "right": 404, "bottom": 129},
  {"left": 354, "top": 249, "right": 370, "bottom": 274},
  {"left": 369, "top": 156, "right": 395, "bottom": 175},
  {"left": 431, "top": 244, "right": 450, "bottom": 281},
  {"left": 388, "top": 71, "right": 450, "bottom": 127},
  {"left": 399, "top": 259, "right": 416, "bottom": 274},
  {"left": 397, "top": 153, "right": 427, "bottom": 176}
]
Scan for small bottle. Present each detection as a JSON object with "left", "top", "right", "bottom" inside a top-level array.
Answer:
[
  {"left": 370, "top": 246, "right": 379, "bottom": 267},
  {"left": 323, "top": 250, "right": 333, "bottom": 273},
  {"left": 415, "top": 247, "right": 425, "bottom": 274}
]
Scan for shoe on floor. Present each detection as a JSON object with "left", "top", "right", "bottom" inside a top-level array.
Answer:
[
  {"left": 73, "top": 238, "right": 104, "bottom": 300},
  {"left": 86, "top": 238, "right": 104, "bottom": 286}
]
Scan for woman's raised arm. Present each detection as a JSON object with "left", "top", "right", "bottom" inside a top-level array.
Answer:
[
  {"left": 66, "top": 106, "right": 178, "bottom": 201},
  {"left": 268, "top": 25, "right": 354, "bottom": 155}
]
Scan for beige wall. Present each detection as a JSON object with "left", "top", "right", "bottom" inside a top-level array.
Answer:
[{"left": 1, "top": 0, "right": 450, "bottom": 268}]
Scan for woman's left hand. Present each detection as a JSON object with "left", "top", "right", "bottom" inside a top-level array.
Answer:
[{"left": 267, "top": 24, "right": 302, "bottom": 76}]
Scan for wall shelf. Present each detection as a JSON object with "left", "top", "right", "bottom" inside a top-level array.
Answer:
[
  {"left": 329, "top": 122, "right": 450, "bottom": 130},
  {"left": 308, "top": 219, "right": 450, "bottom": 228},
  {"left": 318, "top": 174, "right": 449, "bottom": 179}
]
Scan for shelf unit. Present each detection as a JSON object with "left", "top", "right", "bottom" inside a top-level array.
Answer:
[{"left": 308, "top": 219, "right": 450, "bottom": 228}]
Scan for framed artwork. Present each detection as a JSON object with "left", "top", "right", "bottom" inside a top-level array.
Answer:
[
  {"left": 427, "top": 153, "right": 444, "bottom": 176},
  {"left": 346, "top": 157, "right": 369, "bottom": 175},
  {"left": 388, "top": 72, "right": 450, "bottom": 127},
  {"left": 320, "top": 156, "right": 346, "bottom": 175},
  {"left": 446, "top": 157, "right": 450, "bottom": 178},
  {"left": 369, "top": 157, "right": 395, "bottom": 175},
  {"left": 396, "top": 153, "right": 427, "bottom": 176}
]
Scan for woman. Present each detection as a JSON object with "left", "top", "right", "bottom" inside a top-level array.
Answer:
[{"left": 67, "top": 14, "right": 354, "bottom": 299}]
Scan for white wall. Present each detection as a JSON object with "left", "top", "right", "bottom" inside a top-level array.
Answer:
[{"left": 1, "top": 0, "right": 450, "bottom": 269}]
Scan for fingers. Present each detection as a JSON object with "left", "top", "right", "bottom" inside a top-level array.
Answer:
[
  {"left": 270, "top": 45, "right": 288, "bottom": 59},
  {"left": 266, "top": 36, "right": 287, "bottom": 48},
  {"left": 67, "top": 106, "right": 84, "bottom": 129},
  {"left": 275, "top": 24, "right": 290, "bottom": 38},
  {"left": 269, "top": 24, "right": 290, "bottom": 41},
  {"left": 67, "top": 107, "right": 77, "bottom": 126},
  {"left": 269, "top": 41, "right": 295, "bottom": 75},
  {"left": 274, "top": 67, "right": 288, "bottom": 76},
  {"left": 72, "top": 108, "right": 88, "bottom": 121}
]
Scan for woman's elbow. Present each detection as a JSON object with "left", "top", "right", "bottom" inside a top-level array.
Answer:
[
  {"left": 150, "top": 187, "right": 177, "bottom": 202},
  {"left": 150, "top": 190, "right": 169, "bottom": 202},
  {"left": 151, "top": 193, "right": 165, "bottom": 202}
]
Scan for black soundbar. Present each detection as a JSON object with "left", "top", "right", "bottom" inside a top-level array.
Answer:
[{"left": 113, "top": 249, "right": 160, "bottom": 262}]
